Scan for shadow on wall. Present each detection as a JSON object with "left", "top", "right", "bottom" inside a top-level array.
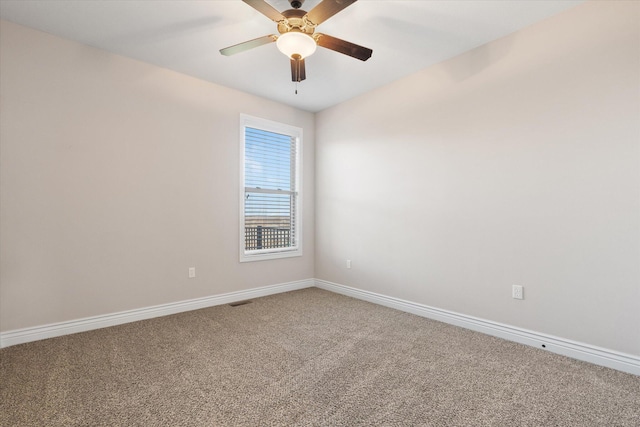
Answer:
[{"left": 442, "top": 35, "right": 515, "bottom": 83}]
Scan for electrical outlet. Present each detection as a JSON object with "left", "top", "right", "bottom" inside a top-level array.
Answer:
[
  {"left": 512, "top": 285, "right": 524, "bottom": 300},
  {"left": 188, "top": 267, "right": 196, "bottom": 279},
  {"left": 346, "top": 259, "right": 352, "bottom": 269}
]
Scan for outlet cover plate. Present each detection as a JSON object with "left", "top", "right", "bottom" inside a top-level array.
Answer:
[{"left": 512, "top": 285, "right": 524, "bottom": 300}]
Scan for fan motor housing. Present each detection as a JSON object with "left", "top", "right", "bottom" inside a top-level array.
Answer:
[{"left": 278, "top": 9, "right": 315, "bottom": 35}]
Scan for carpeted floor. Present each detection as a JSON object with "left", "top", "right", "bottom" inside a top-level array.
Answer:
[{"left": 1, "top": 287, "right": 639, "bottom": 426}]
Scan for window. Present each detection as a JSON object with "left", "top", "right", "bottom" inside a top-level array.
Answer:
[{"left": 239, "top": 114, "right": 302, "bottom": 262}]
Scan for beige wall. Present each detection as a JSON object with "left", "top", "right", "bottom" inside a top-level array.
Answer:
[
  {"left": 2, "top": 1, "right": 638, "bottom": 358},
  {"left": 315, "top": 1, "right": 639, "bottom": 356},
  {"left": 0, "top": 21, "right": 315, "bottom": 331}
]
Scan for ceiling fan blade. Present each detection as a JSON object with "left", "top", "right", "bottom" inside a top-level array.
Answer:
[
  {"left": 291, "top": 54, "right": 306, "bottom": 82},
  {"left": 219, "top": 35, "right": 277, "bottom": 56},
  {"left": 242, "top": 0, "right": 285, "bottom": 22},
  {"left": 315, "top": 33, "right": 372, "bottom": 61},
  {"left": 305, "top": 0, "right": 357, "bottom": 26}
]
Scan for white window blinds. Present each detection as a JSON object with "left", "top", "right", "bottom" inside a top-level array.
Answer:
[{"left": 240, "top": 115, "right": 302, "bottom": 261}]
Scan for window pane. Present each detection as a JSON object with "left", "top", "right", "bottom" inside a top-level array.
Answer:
[
  {"left": 244, "top": 193, "right": 292, "bottom": 250},
  {"left": 245, "top": 127, "right": 294, "bottom": 191},
  {"left": 243, "top": 123, "right": 298, "bottom": 254}
]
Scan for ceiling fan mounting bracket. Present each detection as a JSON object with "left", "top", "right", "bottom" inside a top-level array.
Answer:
[{"left": 289, "top": 0, "right": 304, "bottom": 9}]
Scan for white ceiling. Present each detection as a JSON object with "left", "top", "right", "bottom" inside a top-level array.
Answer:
[{"left": 0, "top": 0, "right": 584, "bottom": 112}]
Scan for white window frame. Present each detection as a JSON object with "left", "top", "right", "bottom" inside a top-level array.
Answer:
[{"left": 239, "top": 114, "right": 303, "bottom": 262}]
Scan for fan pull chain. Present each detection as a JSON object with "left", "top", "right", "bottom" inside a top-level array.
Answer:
[{"left": 295, "top": 82, "right": 298, "bottom": 95}]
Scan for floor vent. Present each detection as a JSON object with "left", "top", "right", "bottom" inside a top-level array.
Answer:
[{"left": 229, "top": 300, "right": 253, "bottom": 307}]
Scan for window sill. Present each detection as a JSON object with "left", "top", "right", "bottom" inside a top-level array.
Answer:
[{"left": 240, "top": 248, "right": 303, "bottom": 263}]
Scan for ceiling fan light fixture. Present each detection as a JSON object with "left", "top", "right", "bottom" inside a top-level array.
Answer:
[{"left": 276, "top": 32, "right": 317, "bottom": 59}]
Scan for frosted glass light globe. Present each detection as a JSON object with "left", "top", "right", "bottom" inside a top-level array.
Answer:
[{"left": 276, "top": 32, "right": 317, "bottom": 59}]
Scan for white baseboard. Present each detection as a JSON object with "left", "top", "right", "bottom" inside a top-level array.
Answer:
[
  {"left": 0, "top": 279, "right": 314, "bottom": 349},
  {"left": 3, "top": 278, "right": 638, "bottom": 376},
  {"left": 315, "top": 279, "right": 640, "bottom": 376}
]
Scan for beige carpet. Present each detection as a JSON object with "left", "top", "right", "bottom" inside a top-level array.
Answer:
[{"left": 1, "top": 288, "right": 638, "bottom": 426}]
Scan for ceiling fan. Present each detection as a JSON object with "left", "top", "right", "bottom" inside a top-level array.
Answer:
[{"left": 220, "top": 0, "right": 372, "bottom": 83}]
